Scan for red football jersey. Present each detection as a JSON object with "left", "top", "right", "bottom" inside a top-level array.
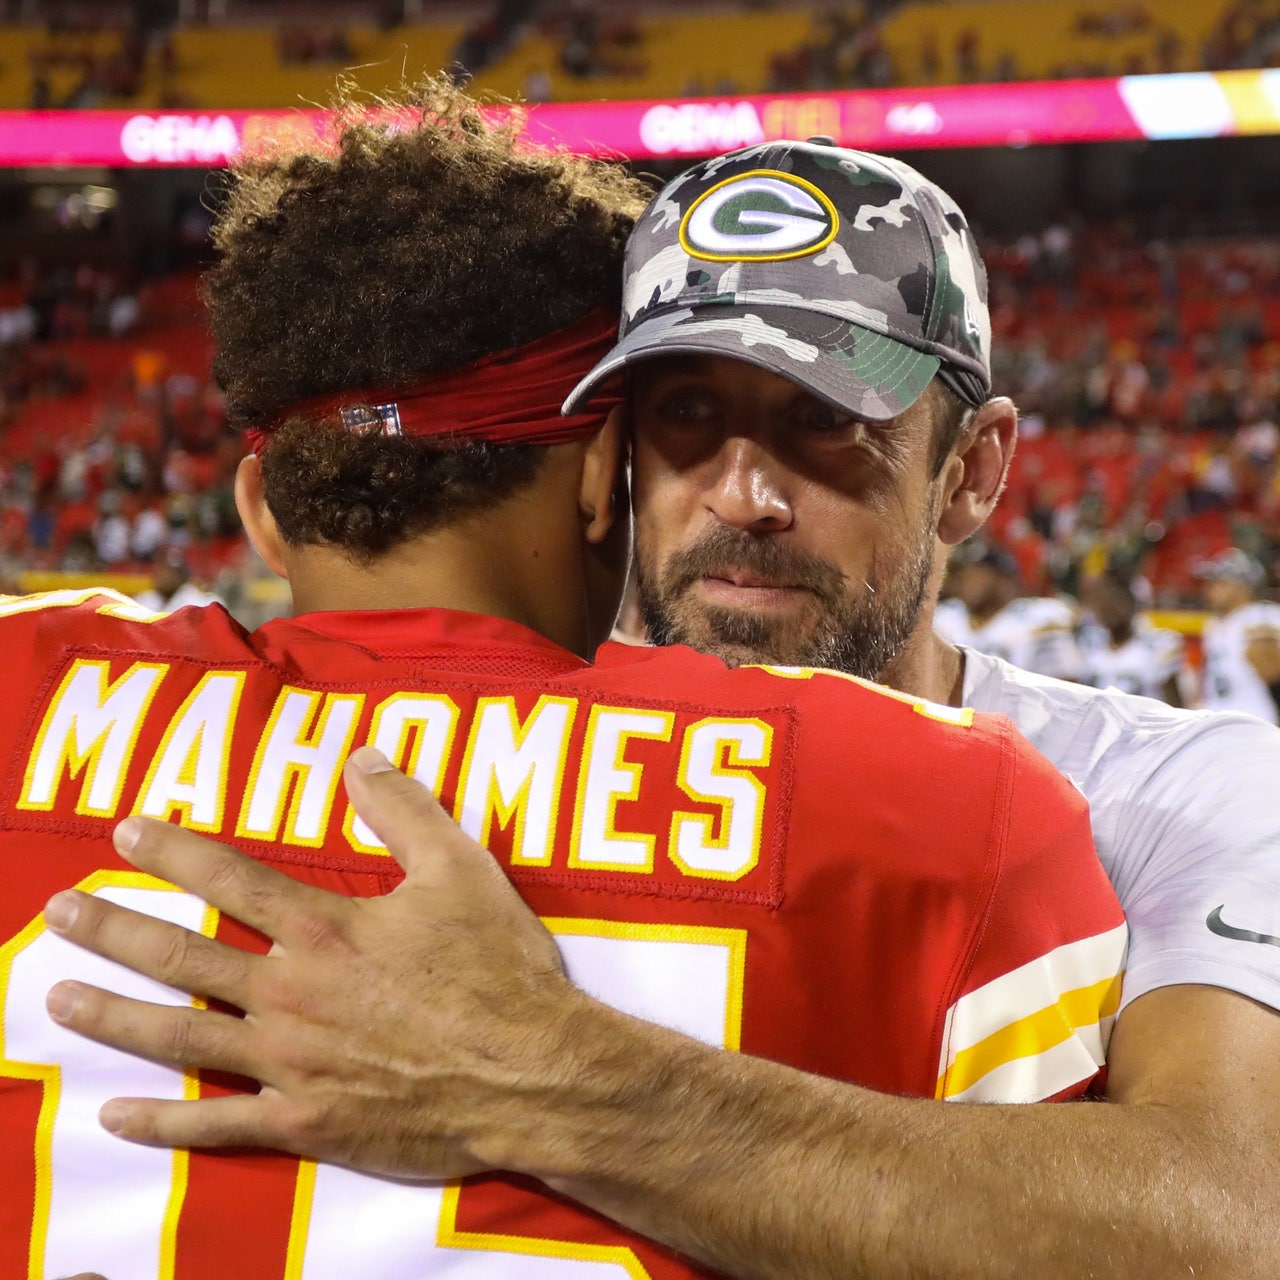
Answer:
[{"left": 0, "top": 590, "right": 1126, "bottom": 1279}]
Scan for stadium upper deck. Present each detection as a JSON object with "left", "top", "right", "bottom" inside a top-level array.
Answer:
[{"left": 0, "top": 0, "right": 1273, "bottom": 110}]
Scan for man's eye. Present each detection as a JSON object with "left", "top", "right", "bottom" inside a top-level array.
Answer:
[
  {"left": 796, "top": 403, "right": 853, "bottom": 433},
  {"left": 656, "top": 391, "right": 717, "bottom": 422}
]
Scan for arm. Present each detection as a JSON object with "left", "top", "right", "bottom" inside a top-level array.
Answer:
[
  {"left": 46, "top": 752, "right": 1280, "bottom": 1280},
  {"left": 547, "top": 984, "right": 1278, "bottom": 1280}
]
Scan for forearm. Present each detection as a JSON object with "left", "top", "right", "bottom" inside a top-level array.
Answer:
[
  {"left": 43, "top": 790, "right": 1280, "bottom": 1279},
  {"left": 498, "top": 995, "right": 1269, "bottom": 1280}
]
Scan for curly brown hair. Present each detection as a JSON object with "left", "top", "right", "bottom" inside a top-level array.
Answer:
[{"left": 209, "top": 77, "right": 650, "bottom": 559}]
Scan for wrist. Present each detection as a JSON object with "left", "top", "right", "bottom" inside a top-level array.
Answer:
[{"left": 470, "top": 987, "right": 711, "bottom": 1185}]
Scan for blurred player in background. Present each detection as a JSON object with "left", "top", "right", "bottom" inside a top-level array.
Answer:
[
  {"left": 135, "top": 549, "right": 222, "bottom": 613},
  {"left": 4, "top": 87, "right": 1126, "bottom": 1280},
  {"left": 1195, "top": 547, "right": 1280, "bottom": 722},
  {"left": 934, "top": 543, "right": 1083, "bottom": 679},
  {"left": 1077, "top": 568, "right": 1186, "bottom": 705}
]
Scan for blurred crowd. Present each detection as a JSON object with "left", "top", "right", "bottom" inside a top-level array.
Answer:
[
  {"left": 770, "top": 0, "right": 1280, "bottom": 94},
  {"left": 935, "top": 544, "right": 1280, "bottom": 722},
  {"left": 0, "top": 260, "right": 138, "bottom": 348},
  {"left": 2, "top": 390, "right": 240, "bottom": 571},
  {"left": 0, "top": 260, "right": 245, "bottom": 607},
  {"left": 979, "top": 222, "right": 1280, "bottom": 605},
  {"left": 12, "top": 0, "right": 1280, "bottom": 109},
  {"left": 275, "top": 25, "right": 353, "bottom": 66},
  {"left": 1, "top": 210, "right": 1279, "bottom": 635},
  {"left": 27, "top": 23, "right": 149, "bottom": 108}
]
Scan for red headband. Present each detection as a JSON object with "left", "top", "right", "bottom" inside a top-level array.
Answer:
[{"left": 244, "top": 307, "right": 621, "bottom": 455}]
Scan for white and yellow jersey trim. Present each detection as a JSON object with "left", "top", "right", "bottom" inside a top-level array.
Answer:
[
  {"left": 936, "top": 923, "right": 1128, "bottom": 1102},
  {"left": 0, "top": 587, "right": 165, "bottom": 622}
]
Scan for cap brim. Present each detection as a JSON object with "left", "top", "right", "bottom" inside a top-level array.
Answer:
[
  {"left": 1192, "top": 556, "right": 1254, "bottom": 583},
  {"left": 563, "top": 303, "right": 941, "bottom": 423},
  {"left": 1194, "top": 567, "right": 1255, "bottom": 584}
]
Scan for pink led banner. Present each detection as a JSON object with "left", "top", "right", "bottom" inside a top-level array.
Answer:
[{"left": 1, "top": 70, "right": 1277, "bottom": 167}]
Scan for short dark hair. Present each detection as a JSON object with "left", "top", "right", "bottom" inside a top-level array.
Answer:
[
  {"left": 1097, "top": 567, "right": 1137, "bottom": 601},
  {"left": 208, "top": 78, "right": 650, "bottom": 559},
  {"left": 927, "top": 377, "right": 979, "bottom": 479}
]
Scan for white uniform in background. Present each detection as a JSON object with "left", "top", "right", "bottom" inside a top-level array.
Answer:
[
  {"left": 136, "top": 582, "right": 222, "bottom": 613},
  {"left": 1200, "top": 601, "right": 1280, "bottom": 723},
  {"left": 962, "top": 647, "right": 1280, "bottom": 1015},
  {"left": 935, "top": 595, "right": 1083, "bottom": 681},
  {"left": 1078, "top": 617, "right": 1186, "bottom": 701}
]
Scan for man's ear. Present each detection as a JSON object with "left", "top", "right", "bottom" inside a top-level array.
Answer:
[
  {"left": 234, "top": 454, "right": 289, "bottom": 579},
  {"left": 579, "top": 407, "right": 628, "bottom": 546},
  {"left": 936, "top": 397, "right": 1018, "bottom": 547}
]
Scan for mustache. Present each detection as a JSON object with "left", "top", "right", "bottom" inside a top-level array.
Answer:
[{"left": 661, "top": 527, "right": 847, "bottom": 601}]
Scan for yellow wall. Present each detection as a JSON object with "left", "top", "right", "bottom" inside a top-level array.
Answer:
[
  {"left": 0, "top": 28, "right": 134, "bottom": 109},
  {"left": 472, "top": 11, "right": 812, "bottom": 102},
  {"left": 881, "top": 0, "right": 1231, "bottom": 83},
  {"left": 0, "top": 2, "right": 1249, "bottom": 113},
  {"left": 0, "top": 24, "right": 465, "bottom": 110}
]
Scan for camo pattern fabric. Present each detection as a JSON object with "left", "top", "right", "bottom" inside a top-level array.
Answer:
[{"left": 564, "top": 140, "right": 993, "bottom": 421}]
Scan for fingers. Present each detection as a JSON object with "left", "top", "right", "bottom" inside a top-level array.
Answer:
[
  {"left": 344, "top": 746, "right": 492, "bottom": 881},
  {"left": 46, "top": 981, "right": 260, "bottom": 1081},
  {"left": 111, "top": 816, "right": 346, "bottom": 945},
  {"left": 44, "top": 890, "right": 254, "bottom": 1008},
  {"left": 97, "top": 1092, "right": 278, "bottom": 1152}
]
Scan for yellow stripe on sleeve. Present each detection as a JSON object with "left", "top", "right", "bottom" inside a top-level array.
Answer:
[{"left": 937, "top": 971, "right": 1124, "bottom": 1102}]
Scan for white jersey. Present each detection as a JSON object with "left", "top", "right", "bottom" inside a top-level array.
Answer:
[
  {"left": 135, "top": 582, "right": 222, "bottom": 613},
  {"left": 963, "top": 647, "right": 1280, "bottom": 1015},
  {"left": 935, "top": 596, "right": 1083, "bottom": 680},
  {"left": 1078, "top": 618, "right": 1185, "bottom": 702},
  {"left": 1200, "top": 601, "right": 1280, "bottom": 723}
]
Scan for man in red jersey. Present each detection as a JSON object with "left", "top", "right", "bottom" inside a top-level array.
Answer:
[
  {"left": 46, "top": 122, "right": 1280, "bottom": 1280},
  {"left": 2, "top": 85, "right": 1125, "bottom": 1279},
  {"left": 24, "top": 92, "right": 1121, "bottom": 1280}
]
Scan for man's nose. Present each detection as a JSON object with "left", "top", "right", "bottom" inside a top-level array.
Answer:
[{"left": 704, "top": 438, "right": 794, "bottom": 532}]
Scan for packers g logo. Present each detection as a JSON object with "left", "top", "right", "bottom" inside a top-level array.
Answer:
[{"left": 679, "top": 170, "right": 839, "bottom": 263}]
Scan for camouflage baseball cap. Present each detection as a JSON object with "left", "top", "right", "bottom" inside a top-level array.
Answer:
[{"left": 563, "top": 138, "right": 992, "bottom": 422}]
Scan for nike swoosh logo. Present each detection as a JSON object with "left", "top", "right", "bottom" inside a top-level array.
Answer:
[{"left": 1206, "top": 905, "right": 1280, "bottom": 948}]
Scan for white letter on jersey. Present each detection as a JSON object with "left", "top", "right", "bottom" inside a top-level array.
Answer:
[
  {"left": 237, "top": 687, "right": 364, "bottom": 846},
  {"left": 454, "top": 696, "right": 575, "bottom": 867},
  {"left": 134, "top": 671, "right": 246, "bottom": 831},
  {"left": 570, "top": 706, "right": 675, "bottom": 873},
  {"left": 20, "top": 660, "right": 167, "bottom": 817},
  {"left": 345, "top": 692, "right": 460, "bottom": 853},
  {"left": 670, "top": 718, "right": 772, "bottom": 880}
]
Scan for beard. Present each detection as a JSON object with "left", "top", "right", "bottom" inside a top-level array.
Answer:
[{"left": 637, "top": 511, "right": 937, "bottom": 682}]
